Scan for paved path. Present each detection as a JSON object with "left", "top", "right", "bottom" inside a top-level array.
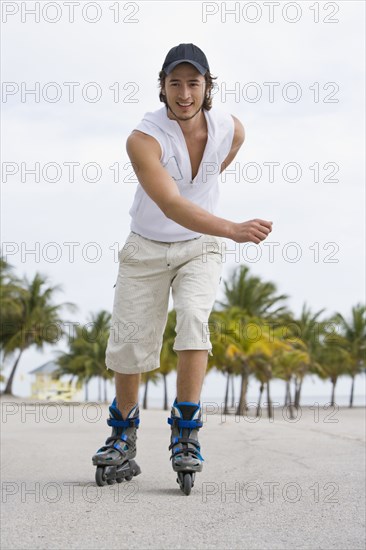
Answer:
[{"left": 1, "top": 398, "right": 365, "bottom": 549}]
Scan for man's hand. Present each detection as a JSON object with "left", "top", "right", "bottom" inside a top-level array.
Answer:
[{"left": 229, "top": 219, "right": 273, "bottom": 244}]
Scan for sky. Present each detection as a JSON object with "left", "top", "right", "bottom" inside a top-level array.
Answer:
[{"left": 1, "top": 0, "right": 365, "bottom": 402}]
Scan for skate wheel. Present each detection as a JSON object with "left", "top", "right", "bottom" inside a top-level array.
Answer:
[
  {"left": 183, "top": 473, "right": 192, "bottom": 496},
  {"left": 132, "top": 462, "right": 142, "bottom": 477},
  {"left": 107, "top": 478, "right": 116, "bottom": 485},
  {"left": 125, "top": 475, "right": 133, "bottom": 481},
  {"left": 116, "top": 477, "right": 123, "bottom": 483},
  {"left": 95, "top": 467, "right": 107, "bottom": 487}
]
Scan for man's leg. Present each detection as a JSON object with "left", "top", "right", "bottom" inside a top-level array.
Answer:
[
  {"left": 176, "top": 349, "right": 208, "bottom": 402},
  {"left": 93, "top": 371, "right": 142, "bottom": 483},
  {"left": 115, "top": 372, "right": 141, "bottom": 419},
  {"left": 171, "top": 237, "right": 223, "bottom": 406}
]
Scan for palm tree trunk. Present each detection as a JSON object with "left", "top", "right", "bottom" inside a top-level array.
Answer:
[
  {"left": 223, "top": 371, "right": 230, "bottom": 414},
  {"left": 103, "top": 378, "right": 108, "bottom": 403},
  {"left": 294, "top": 378, "right": 303, "bottom": 409},
  {"left": 97, "top": 377, "right": 102, "bottom": 402},
  {"left": 266, "top": 379, "right": 272, "bottom": 419},
  {"left": 284, "top": 378, "right": 295, "bottom": 419},
  {"left": 84, "top": 380, "right": 89, "bottom": 401},
  {"left": 286, "top": 379, "right": 295, "bottom": 420},
  {"left": 230, "top": 374, "right": 235, "bottom": 408},
  {"left": 3, "top": 348, "right": 24, "bottom": 395},
  {"left": 349, "top": 375, "right": 355, "bottom": 408},
  {"left": 236, "top": 370, "right": 248, "bottom": 416},
  {"left": 294, "top": 380, "right": 299, "bottom": 408},
  {"left": 162, "top": 373, "right": 168, "bottom": 411},
  {"left": 330, "top": 377, "right": 337, "bottom": 406},
  {"left": 143, "top": 375, "right": 149, "bottom": 409},
  {"left": 256, "top": 382, "right": 264, "bottom": 417},
  {"left": 284, "top": 380, "right": 290, "bottom": 406}
]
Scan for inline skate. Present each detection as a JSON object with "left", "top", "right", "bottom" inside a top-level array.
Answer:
[
  {"left": 92, "top": 398, "right": 141, "bottom": 486},
  {"left": 168, "top": 399, "right": 204, "bottom": 495}
]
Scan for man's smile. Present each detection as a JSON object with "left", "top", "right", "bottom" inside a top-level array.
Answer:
[{"left": 177, "top": 102, "right": 194, "bottom": 108}]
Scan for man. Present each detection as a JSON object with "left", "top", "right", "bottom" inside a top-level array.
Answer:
[{"left": 93, "top": 44, "right": 272, "bottom": 493}]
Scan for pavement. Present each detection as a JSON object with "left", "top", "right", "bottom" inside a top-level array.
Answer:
[{"left": 1, "top": 397, "right": 365, "bottom": 550}]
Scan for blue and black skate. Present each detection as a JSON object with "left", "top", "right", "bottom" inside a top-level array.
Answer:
[
  {"left": 168, "top": 399, "right": 204, "bottom": 495},
  {"left": 92, "top": 398, "right": 141, "bottom": 486}
]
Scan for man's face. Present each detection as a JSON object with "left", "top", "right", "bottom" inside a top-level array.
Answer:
[{"left": 163, "top": 63, "right": 206, "bottom": 121}]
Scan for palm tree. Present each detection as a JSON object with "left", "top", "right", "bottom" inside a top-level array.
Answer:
[
  {"left": 211, "top": 308, "right": 285, "bottom": 417},
  {"left": 0, "top": 257, "right": 24, "bottom": 324},
  {"left": 209, "top": 307, "right": 251, "bottom": 415},
  {"left": 208, "top": 308, "right": 239, "bottom": 414},
  {"left": 1, "top": 271, "right": 76, "bottom": 395},
  {"left": 274, "top": 343, "right": 311, "bottom": 419},
  {"left": 316, "top": 342, "right": 352, "bottom": 406},
  {"left": 87, "top": 310, "right": 115, "bottom": 402},
  {"left": 217, "top": 265, "right": 289, "bottom": 319},
  {"left": 288, "top": 304, "right": 326, "bottom": 408},
  {"left": 333, "top": 304, "right": 366, "bottom": 407},
  {"left": 223, "top": 344, "right": 244, "bottom": 415},
  {"left": 247, "top": 329, "right": 291, "bottom": 419},
  {"left": 250, "top": 352, "right": 273, "bottom": 418},
  {"left": 214, "top": 265, "right": 290, "bottom": 415},
  {"left": 1, "top": 258, "right": 23, "bottom": 387},
  {"left": 55, "top": 339, "right": 92, "bottom": 401},
  {"left": 229, "top": 332, "right": 275, "bottom": 418},
  {"left": 141, "top": 370, "right": 159, "bottom": 409},
  {"left": 55, "top": 310, "right": 114, "bottom": 402}
]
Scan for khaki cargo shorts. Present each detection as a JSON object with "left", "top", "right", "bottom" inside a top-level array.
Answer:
[{"left": 105, "top": 231, "right": 223, "bottom": 374}]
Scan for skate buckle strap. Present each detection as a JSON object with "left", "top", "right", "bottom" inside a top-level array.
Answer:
[
  {"left": 171, "top": 448, "right": 204, "bottom": 461},
  {"left": 169, "top": 440, "right": 204, "bottom": 462},
  {"left": 113, "top": 441, "right": 127, "bottom": 455},
  {"left": 112, "top": 435, "right": 133, "bottom": 455},
  {"left": 172, "top": 449, "right": 204, "bottom": 462},
  {"left": 167, "top": 417, "right": 203, "bottom": 429},
  {"left": 169, "top": 437, "right": 201, "bottom": 452},
  {"left": 107, "top": 417, "right": 140, "bottom": 428}
]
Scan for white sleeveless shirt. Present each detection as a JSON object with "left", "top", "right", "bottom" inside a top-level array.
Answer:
[{"left": 129, "top": 106, "right": 234, "bottom": 242}]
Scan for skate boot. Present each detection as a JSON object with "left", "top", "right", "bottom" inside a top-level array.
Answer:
[
  {"left": 92, "top": 398, "right": 141, "bottom": 486},
  {"left": 168, "top": 398, "right": 204, "bottom": 495}
]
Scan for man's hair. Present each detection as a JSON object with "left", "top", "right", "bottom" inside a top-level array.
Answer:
[{"left": 158, "top": 70, "right": 217, "bottom": 111}]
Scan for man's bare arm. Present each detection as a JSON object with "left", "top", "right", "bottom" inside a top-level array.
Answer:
[{"left": 126, "top": 130, "right": 272, "bottom": 244}]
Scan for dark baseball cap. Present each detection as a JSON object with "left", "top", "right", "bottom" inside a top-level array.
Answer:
[{"left": 162, "top": 43, "right": 210, "bottom": 75}]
